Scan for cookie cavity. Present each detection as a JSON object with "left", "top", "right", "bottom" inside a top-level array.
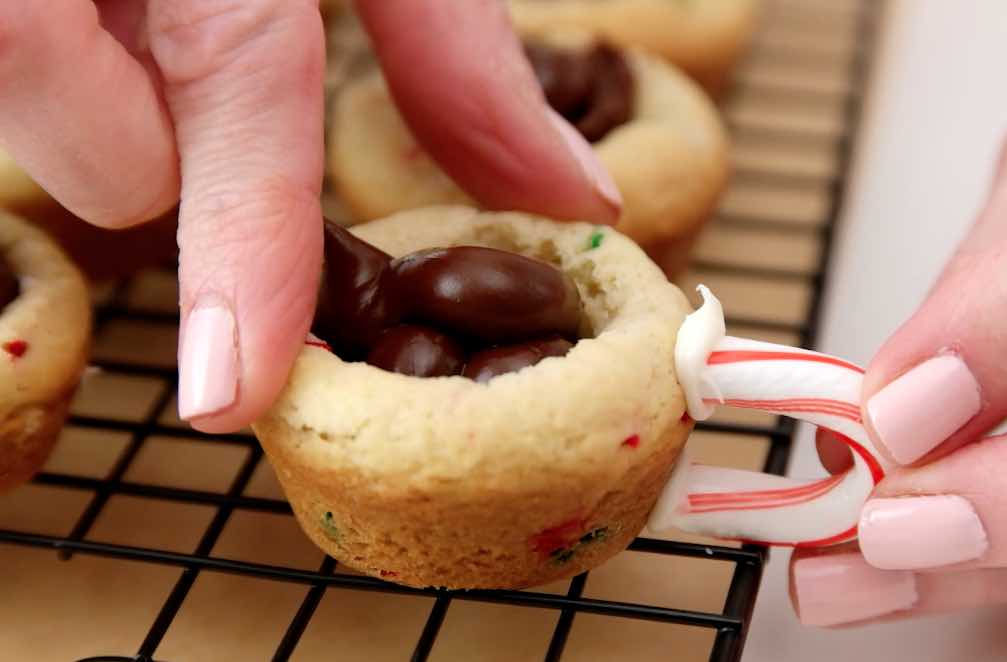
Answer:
[{"left": 524, "top": 40, "right": 634, "bottom": 143}]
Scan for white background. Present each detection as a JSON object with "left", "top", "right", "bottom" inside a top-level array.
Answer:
[{"left": 744, "top": 1, "right": 1007, "bottom": 660}]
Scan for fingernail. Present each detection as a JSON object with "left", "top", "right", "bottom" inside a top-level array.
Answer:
[
  {"left": 793, "top": 554, "right": 917, "bottom": 627},
  {"left": 866, "top": 354, "right": 981, "bottom": 464},
  {"left": 859, "top": 495, "right": 988, "bottom": 570},
  {"left": 178, "top": 300, "right": 239, "bottom": 420},
  {"left": 545, "top": 108, "right": 623, "bottom": 214}
]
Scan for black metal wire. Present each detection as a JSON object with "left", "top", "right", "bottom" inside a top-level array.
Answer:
[
  {"left": 543, "top": 573, "right": 589, "bottom": 662},
  {"left": 272, "top": 556, "right": 338, "bottom": 661},
  {"left": 0, "top": 2, "right": 878, "bottom": 661}
]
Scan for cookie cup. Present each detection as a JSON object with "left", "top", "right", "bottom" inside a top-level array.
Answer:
[
  {"left": 509, "top": 0, "right": 760, "bottom": 96},
  {"left": 252, "top": 207, "right": 694, "bottom": 589},
  {"left": 328, "top": 37, "right": 729, "bottom": 278},
  {"left": 0, "top": 212, "right": 91, "bottom": 490}
]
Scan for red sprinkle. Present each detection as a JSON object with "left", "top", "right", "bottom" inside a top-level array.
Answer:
[
  {"left": 680, "top": 412, "right": 693, "bottom": 424},
  {"left": 403, "top": 144, "right": 425, "bottom": 161},
  {"left": 3, "top": 340, "right": 28, "bottom": 358},
  {"left": 379, "top": 570, "right": 398, "bottom": 578},
  {"left": 530, "top": 518, "right": 585, "bottom": 558},
  {"left": 621, "top": 434, "right": 640, "bottom": 449}
]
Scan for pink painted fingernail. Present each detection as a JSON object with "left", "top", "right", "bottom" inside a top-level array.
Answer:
[
  {"left": 546, "top": 108, "right": 622, "bottom": 213},
  {"left": 859, "top": 496, "right": 988, "bottom": 570},
  {"left": 866, "top": 354, "right": 981, "bottom": 464},
  {"left": 178, "top": 300, "right": 239, "bottom": 420},
  {"left": 793, "top": 554, "right": 917, "bottom": 627}
]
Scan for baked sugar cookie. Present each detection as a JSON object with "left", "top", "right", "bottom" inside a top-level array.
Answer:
[
  {"left": 0, "top": 211, "right": 91, "bottom": 490},
  {"left": 328, "top": 35, "right": 729, "bottom": 277},
  {"left": 252, "top": 206, "right": 694, "bottom": 589},
  {"left": 509, "top": 0, "right": 760, "bottom": 96}
]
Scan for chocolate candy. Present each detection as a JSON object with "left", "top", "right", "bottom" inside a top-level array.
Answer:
[
  {"left": 312, "top": 219, "right": 401, "bottom": 357},
  {"left": 524, "top": 41, "right": 634, "bottom": 143},
  {"left": 391, "top": 246, "right": 582, "bottom": 344},
  {"left": 463, "top": 337, "right": 574, "bottom": 383},
  {"left": 0, "top": 257, "right": 17, "bottom": 311},
  {"left": 367, "top": 325, "right": 465, "bottom": 377}
]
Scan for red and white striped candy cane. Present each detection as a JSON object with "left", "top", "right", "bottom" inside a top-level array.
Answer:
[{"left": 649, "top": 286, "right": 891, "bottom": 547}]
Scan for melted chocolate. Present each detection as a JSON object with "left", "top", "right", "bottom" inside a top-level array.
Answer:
[
  {"left": 391, "top": 246, "right": 582, "bottom": 345},
  {"left": 524, "top": 41, "right": 634, "bottom": 143},
  {"left": 312, "top": 219, "right": 402, "bottom": 357},
  {"left": 0, "top": 256, "right": 17, "bottom": 311},
  {"left": 463, "top": 337, "right": 573, "bottom": 384},
  {"left": 311, "top": 224, "right": 586, "bottom": 382},
  {"left": 367, "top": 325, "right": 465, "bottom": 377}
]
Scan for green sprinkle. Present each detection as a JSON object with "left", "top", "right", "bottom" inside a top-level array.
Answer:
[
  {"left": 587, "top": 229, "right": 605, "bottom": 250},
  {"left": 550, "top": 526, "right": 610, "bottom": 565},
  {"left": 320, "top": 511, "right": 340, "bottom": 540}
]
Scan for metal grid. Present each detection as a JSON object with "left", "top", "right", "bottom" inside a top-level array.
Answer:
[{"left": 0, "top": 2, "right": 877, "bottom": 660}]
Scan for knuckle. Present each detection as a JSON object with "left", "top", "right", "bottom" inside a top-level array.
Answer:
[
  {"left": 181, "top": 177, "right": 318, "bottom": 258},
  {"left": 149, "top": 0, "right": 320, "bottom": 85}
]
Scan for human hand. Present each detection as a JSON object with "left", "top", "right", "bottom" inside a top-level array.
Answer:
[
  {"left": 0, "top": 0, "right": 619, "bottom": 433},
  {"left": 790, "top": 138, "right": 1007, "bottom": 627}
]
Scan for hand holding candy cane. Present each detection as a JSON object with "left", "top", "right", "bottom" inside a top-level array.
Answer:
[{"left": 648, "top": 286, "right": 890, "bottom": 547}]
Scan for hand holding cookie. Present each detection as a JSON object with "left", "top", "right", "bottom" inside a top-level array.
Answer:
[{"left": 0, "top": 0, "right": 620, "bottom": 433}]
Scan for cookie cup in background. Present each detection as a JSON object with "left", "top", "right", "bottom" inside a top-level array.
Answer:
[
  {"left": 328, "top": 34, "right": 729, "bottom": 278},
  {"left": 252, "top": 207, "right": 694, "bottom": 589},
  {"left": 0, "top": 211, "right": 91, "bottom": 490},
  {"left": 509, "top": 0, "right": 760, "bottom": 96}
]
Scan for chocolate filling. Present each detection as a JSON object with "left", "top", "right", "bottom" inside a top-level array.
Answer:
[
  {"left": 524, "top": 41, "right": 634, "bottom": 143},
  {"left": 312, "top": 220, "right": 582, "bottom": 379},
  {"left": 0, "top": 256, "right": 18, "bottom": 311}
]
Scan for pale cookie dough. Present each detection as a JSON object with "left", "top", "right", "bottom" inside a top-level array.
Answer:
[
  {"left": 510, "top": 0, "right": 761, "bottom": 96},
  {"left": 328, "top": 36, "right": 729, "bottom": 277},
  {"left": 252, "top": 206, "right": 695, "bottom": 589},
  {"left": 0, "top": 211, "right": 91, "bottom": 491}
]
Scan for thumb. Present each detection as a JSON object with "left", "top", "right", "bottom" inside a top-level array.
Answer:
[
  {"left": 148, "top": 0, "right": 325, "bottom": 433},
  {"left": 861, "top": 136, "right": 1007, "bottom": 467}
]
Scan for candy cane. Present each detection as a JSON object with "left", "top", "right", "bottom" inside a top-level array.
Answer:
[{"left": 648, "top": 286, "right": 891, "bottom": 547}]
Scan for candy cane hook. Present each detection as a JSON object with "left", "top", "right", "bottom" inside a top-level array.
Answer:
[{"left": 649, "top": 286, "right": 891, "bottom": 547}]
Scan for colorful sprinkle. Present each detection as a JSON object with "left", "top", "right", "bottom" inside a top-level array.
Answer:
[
  {"left": 550, "top": 527, "right": 610, "bottom": 566},
  {"left": 680, "top": 411, "right": 693, "bottom": 424},
  {"left": 586, "top": 228, "right": 605, "bottom": 250},
  {"left": 320, "top": 511, "right": 340, "bottom": 540},
  {"left": 379, "top": 569, "right": 398, "bottom": 578},
  {"left": 621, "top": 434, "right": 640, "bottom": 449},
  {"left": 306, "top": 340, "right": 333, "bottom": 352},
  {"left": 3, "top": 340, "right": 27, "bottom": 358},
  {"left": 403, "top": 144, "right": 425, "bottom": 161},
  {"left": 530, "top": 518, "right": 586, "bottom": 558}
]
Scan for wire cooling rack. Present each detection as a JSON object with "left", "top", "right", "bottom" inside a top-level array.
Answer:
[{"left": 0, "top": 1, "right": 878, "bottom": 660}]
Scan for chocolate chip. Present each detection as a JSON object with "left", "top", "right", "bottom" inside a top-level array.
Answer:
[
  {"left": 0, "top": 256, "right": 17, "bottom": 311},
  {"left": 524, "top": 41, "right": 634, "bottom": 143},
  {"left": 367, "top": 325, "right": 465, "bottom": 377},
  {"left": 463, "top": 337, "right": 573, "bottom": 383},
  {"left": 312, "top": 219, "right": 402, "bottom": 357},
  {"left": 391, "top": 246, "right": 582, "bottom": 345}
]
